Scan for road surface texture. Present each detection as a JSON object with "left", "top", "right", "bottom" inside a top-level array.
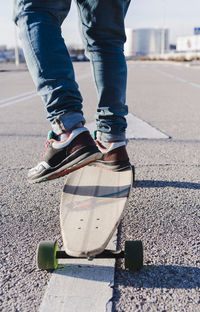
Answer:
[{"left": 0, "top": 61, "right": 199, "bottom": 311}]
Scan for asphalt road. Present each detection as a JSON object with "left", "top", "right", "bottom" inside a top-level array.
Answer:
[{"left": 0, "top": 61, "right": 200, "bottom": 311}]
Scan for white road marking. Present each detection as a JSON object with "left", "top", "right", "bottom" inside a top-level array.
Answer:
[
  {"left": 174, "top": 77, "right": 187, "bottom": 83},
  {"left": 0, "top": 73, "right": 92, "bottom": 108},
  {"left": 154, "top": 68, "right": 200, "bottom": 89},
  {"left": 0, "top": 91, "right": 37, "bottom": 108},
  {"left": 39, "top": 237, "right": 116, "bottom": 312},
  {"left": 86, "top": 113, "right": 169, "bottom": 140},
  {"left": 189, "top": 81, "right": 200, "bottom": 88},
  {"left": 126, "top": 114, "right": 169, "bottom": 139}
]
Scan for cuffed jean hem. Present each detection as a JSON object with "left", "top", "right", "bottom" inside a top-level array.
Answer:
[
  {"left": 51, "top": 112, "right": 126, "bottom": 141},
  {"left": 96, "top": 131, "right": 126, "bottom": 142},
  {"left": 51, "top": 112, "right": 85, "bottom": 135}
]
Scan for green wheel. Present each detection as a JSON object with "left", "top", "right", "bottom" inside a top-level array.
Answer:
[
  {"left": 124, "top": 240, "right": 143, "bottom": 271},
  {"left": 131, "top": 165, "right": 135, "bottom": 184},
  {"left": 37, "top": 241, "right": 58, "bottom": 270}
]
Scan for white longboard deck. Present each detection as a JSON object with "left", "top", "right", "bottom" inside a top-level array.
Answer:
[{"left": 60, "top": 164, "right": 132, "bottom": 257}]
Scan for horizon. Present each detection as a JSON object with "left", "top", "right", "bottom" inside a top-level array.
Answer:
[{"left": 1, "top": 0, "right": 200, "bottom": 48}]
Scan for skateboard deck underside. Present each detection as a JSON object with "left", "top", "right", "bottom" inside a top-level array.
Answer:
[{"left": 60, "top": 164, "right": 132, "bottom": 257}]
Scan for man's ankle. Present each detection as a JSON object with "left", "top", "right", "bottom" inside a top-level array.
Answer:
[
  {"left": 57, "top": 122, "right": 84, "bottom": 141},
  {"left": 103, "top": 145, "right": 129, "bottom": 162}
]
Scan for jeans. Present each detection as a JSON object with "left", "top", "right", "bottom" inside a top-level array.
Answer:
[{"left": 14, "top": 0, "right": 131, "bottom": 141}]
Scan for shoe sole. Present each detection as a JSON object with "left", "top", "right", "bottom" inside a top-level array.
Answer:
[
  {"left": 95, "top": 160, "right": 131, "bottom": 172},
  {"left": 28, "top": 151, "right": 102, "bottom": 184}
]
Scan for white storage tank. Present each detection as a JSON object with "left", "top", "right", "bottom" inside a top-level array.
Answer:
[
  {"left": 124, "top": 28, "right": 169, "bottom": 57},
  {"left": 133, "top": 28, "right": 169, "bottom": 56},
  {"left": 124, "top": 28, "right": 134, "bottom": 57}
]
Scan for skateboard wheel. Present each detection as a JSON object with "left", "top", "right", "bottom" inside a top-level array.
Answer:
[
  {"left": 131, "top": 165, "right": 135, "bottom": 184},
  {"left": 124, "top": 240, "right": 143, "bottom": 271},
  {"left": 37, "top": 241, "right": 58, "bottom": 270}
]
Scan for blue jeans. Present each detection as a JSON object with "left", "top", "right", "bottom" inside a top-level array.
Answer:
[{"left": 14, "top": 0, "right": 131, "bottom": 141}]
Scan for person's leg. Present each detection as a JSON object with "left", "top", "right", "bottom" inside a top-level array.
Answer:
[
  {"left": 76, "top": 0, "right": 131, "bottom": 141},
  {"left": 14, "top": 0, "right": 84, "bottom": 130},
  {"left": 75, "top": 0, "right": 131, "bottom": 169},
  {"left": 14, "top": 0, "right": 101, "bottom": 183}
]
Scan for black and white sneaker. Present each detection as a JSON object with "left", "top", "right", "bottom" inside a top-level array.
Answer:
[{"left": 28, "top": 127, "right": 102, "bottom": 183}]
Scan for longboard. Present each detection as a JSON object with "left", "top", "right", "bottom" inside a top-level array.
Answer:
[
  {"left": 37, "top": 163, "right": 143, "bottom": 271},
  {"left": 60, "top": 163, "right": 132, "bottom": 257}
]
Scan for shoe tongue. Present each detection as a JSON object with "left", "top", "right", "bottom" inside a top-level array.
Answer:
[{"left": 47, "top": 130, "right": 55, "bottom": 140}]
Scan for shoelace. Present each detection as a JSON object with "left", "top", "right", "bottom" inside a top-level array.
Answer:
[{"left": 41, "top": 140, "right": 50, "bottom": 158}]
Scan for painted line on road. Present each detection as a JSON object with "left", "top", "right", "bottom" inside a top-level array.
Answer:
[
  {"left": 0, "top": 91, "right": 37, "bottom": 108},
  {"left": 154, "top": 68, "right": 200, "bottom": 89},
  {"left": 0, "top": 73, "right": 92, "bottom": 108},
  {"left": 188, "top": 81, "right": 200, "bottom": 88},
  {"left": 87, "top": 113, "right": 170, "bottom": 140}
]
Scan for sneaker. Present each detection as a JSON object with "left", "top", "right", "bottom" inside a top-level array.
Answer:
[
  {"left": 95, "top": 139, "right": 131, "bottom": 171},
  {"left": 28, "top": 127, "right": 102, "bottom": 183}
]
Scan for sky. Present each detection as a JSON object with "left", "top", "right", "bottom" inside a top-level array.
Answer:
[{"left": 1, "top": 0, "right": 200, "bottom": 48}]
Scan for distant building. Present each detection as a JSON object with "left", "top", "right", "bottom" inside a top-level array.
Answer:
[
  {"left": 0, "top": 47, "right": 25, "bottom": 63},
  {"left": 177, "top": 35, "right": 200, "bottom": 52},
  {"left": 0, "top": 45, "right": 7, "bottom": 52},
  {"left": 125, "top": 28, "right": 169, "bottom": 57}
]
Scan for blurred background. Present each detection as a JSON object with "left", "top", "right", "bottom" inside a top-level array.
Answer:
[{"left": 1, "top": 0, "right": 200, "bottom": 63}]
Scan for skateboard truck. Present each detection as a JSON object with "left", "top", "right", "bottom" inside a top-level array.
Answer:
[
  {"left": 37, "top": 240, "right": 143, "bottom": 272},
  {"left": 56, "top": 249, "right": 125, "bottom": 260}
]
